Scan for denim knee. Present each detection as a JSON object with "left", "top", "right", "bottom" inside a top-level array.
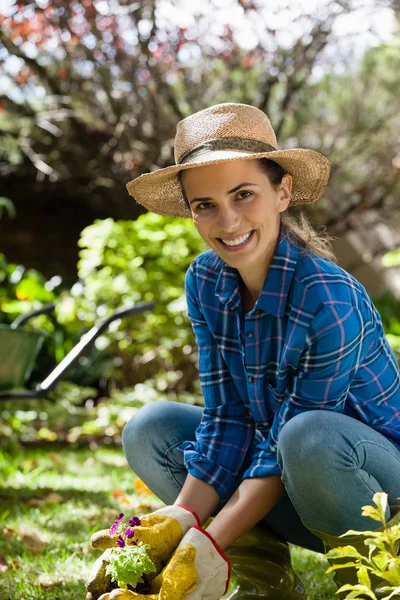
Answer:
[
  {"left": 277, "top": 410, "right": 331, "bottom": 471},
  {"left": 122, "top": 401, "right": 171, "bottom": 472}
]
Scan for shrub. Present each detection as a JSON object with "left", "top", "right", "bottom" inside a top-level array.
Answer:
[
  {"left": 325, "top": 492, "right": 400, "bottom": 600},
  {"left": 56, "top": 214, "right": 207, "bottom": 391}
]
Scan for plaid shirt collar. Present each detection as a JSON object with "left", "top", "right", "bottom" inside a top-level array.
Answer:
[{"left": 215, "top": 226, "right": 299, "bottom": 317}]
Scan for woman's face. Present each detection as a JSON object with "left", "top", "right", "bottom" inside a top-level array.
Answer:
[{"left": 180, "top": 159, "right": 292, "bottom": 273}]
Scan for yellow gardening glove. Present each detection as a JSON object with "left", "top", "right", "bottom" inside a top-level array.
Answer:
[
  {"left": 124, "top": 526, "right": 230, "bottom": 600},
  {"left": 86, "top": 506, "right": 200, "bottom": 600},
  {"left": 89, "top": 591, "right": 158, "bottom": 600},
  {"left": 88, "top": 590, "right": 158, "bottom": 600},
  {"left": 92, "top": 526, "right": 230, "bottom": 600}
]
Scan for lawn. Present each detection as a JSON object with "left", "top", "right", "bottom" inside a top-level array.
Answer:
[{"left": 0, "top": 446, "right": 337, "bottom": 600}]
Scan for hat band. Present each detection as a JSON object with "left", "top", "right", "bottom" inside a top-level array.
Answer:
[{"left": 177, "top": 137, "right": 277, "bottom": 165}]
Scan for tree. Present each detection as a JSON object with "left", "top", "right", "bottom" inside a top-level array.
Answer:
[
  {"left": 0, "top": 0, "right": 399, "bottom": 274},
  {"left": 287, "top": 34, "right": 400, "bottom": 229},
  {"left": 0, "top": 0, "right": 361, "bottom": 217}
]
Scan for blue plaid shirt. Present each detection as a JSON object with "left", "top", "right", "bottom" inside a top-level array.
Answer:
[{"left": 181, "top": 227, "right": 400, "bottom": 501}]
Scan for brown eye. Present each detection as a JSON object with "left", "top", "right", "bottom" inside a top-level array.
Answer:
[
  {"left": 196, "top": 202, "right": 214, "bottom": 210},
  {"left": 236, "top": 191, "right": 253, "bottom": 200}
]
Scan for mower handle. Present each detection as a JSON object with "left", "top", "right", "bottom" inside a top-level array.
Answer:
[
  {"left": 11, "top": 303, "right": 56, "bottom": 329},
  {"left": 0, "top": 301, "right": 154, "bottom": 400}
]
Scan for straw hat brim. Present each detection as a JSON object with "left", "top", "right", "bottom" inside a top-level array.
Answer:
[{"left": 126, "top": 148, "right": 330, "bottom": 218}]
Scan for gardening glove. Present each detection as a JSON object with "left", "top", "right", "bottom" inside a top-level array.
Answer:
[
  {"left": 91, "top": 590, "right": 158, "bottom": 600},
  {"left": 86, "top": 505, "right": 200, "bottom": 600},
  {"left": 145, "top": 525, "right": 231, "bottom": 600}
]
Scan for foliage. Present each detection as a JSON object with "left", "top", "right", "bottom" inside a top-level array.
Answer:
[
  {"left": 0, "top": 251, "right": 115, "bottom": 385},
  {"left": 0, "top": 377, "right": 201, "bottom": 449},
  {"left": 287, "top": 34, "right": 400, "bottom": 228},
  {"left": 325, "top": 492, "right": 400, "bottom": 600},
  {"left": 291, "top": 546, "right": 337, "bottom": 600},
  {"left": 2, "top": 0, "right": 396, "bottom": 227},
  {"left": 0, "top": 196, "right": 16, "bottom": 219},
  {"left": 373, "top": 292, "right": 400, "bottom": 364},
  {"left": 56, "top": 213, "right": 207, "bottom": 390},
  {"left": 106, "top": 544, "right": 156, "bottom": 589},
  {"left": 382, "top": 249, "right": 400, "bottom": 269},
  {"left": 0, "top": 381, "right": 97, "bottom": 449},
  {"left": 0, "top": 208, "right": 207, "bottom": 391},
  {"left": 0, "top": 252, "right": 56, "bottom": 317},
  {"left": 0, "top": 251, "right": 63, "bottom": 376}
]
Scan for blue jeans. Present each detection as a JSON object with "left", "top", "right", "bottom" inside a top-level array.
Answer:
[{"left": 122, "top": 402, "right": 400, "bottom": 553}]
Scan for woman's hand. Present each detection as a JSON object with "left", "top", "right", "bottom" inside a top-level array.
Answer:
[
  {"left": 95, "top": 526, "right": 230, "bottom": 600},
  {"left": 86, "top": 505, "right": 200, "bottom": 600},
  {"left": 153, "top": 526, "right": 230, "bottom": 600}
]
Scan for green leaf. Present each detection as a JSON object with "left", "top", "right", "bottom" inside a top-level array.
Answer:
[
  {"left": 373, "top": 492, "right": 388, "bottom": 522},
  {"left": 382, "top": 248, "right": 400, "bottom": 268},
  {"left": 325, "top": 545, "right": 364, "bottom": 559},
  {"left": 358, "top": 566, "right": 371, "bottom": 588},
  {"left": 373, "top": 551, "right": 392, "bottom": 571},
  {"left": 380, "top": 565, "right": 400, "bottom": 587},
  {"left": 326, "top": 561, "right": 364, "bottom": 573},
  {"left": 361, "top": 506, "right": 384, "bottom": 522},
  {"left": 0, "top": 197, "right": 16, "bottom": 219},
  {"left": 336, "top": 584, "right": 377, "bottom": 599},
  {"left": 381, "top": 586, "right": 400, "bottom": 600},
  {"left": 364, "top": 537, "right": 386, "bottom": 552},
  {"left": 105, "top": 544, "right": 156, "bottom": 589},
  {"left": 342, "top": 529, "right": 383, "bottom": 537}
]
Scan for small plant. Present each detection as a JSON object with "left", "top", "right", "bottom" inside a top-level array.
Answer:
[
  {"left": 106, "top": 513, "right": 156, "bottom": 590},
  {"left": 325, "top": 492, "right": 400, "bottom": 600}
]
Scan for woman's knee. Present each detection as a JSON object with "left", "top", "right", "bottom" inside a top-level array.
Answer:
[
  {"left": 277, "top": 410, "right": 335, "bottom": 468},
  {"left": 122, "top": 401, "right": 171, "bottom": 467}
]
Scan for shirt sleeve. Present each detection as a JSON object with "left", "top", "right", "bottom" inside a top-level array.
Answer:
[
  {"left": 181, "top": 263, "right": 255, "bottom": 501},
  {"left": 242, "top": 301, "right": 375, "bottom": 480}
]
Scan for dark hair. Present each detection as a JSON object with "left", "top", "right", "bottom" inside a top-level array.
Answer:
[{"left": 256, "top": 158, "right": 336, "bottom": 261}]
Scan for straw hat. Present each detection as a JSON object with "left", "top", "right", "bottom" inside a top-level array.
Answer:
[{"left": 126, "top": 103, "right": 330, "bottom": 218}]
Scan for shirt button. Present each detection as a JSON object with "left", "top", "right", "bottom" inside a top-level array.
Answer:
[
  {"left": 247, "top": 331, "right": 253, "bottom": 337},
  {"left": 248, "top": 376, "right": 254, "bottom": 383}
]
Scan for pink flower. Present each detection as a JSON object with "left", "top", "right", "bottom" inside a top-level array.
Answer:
[
  {"left": 125, "top": 527, "right": 135, "bottom": 539},
  {"left": 110, "top": 513, "right": 124, "bottom": 537}
]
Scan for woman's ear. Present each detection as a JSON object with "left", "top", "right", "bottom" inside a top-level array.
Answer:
[{"left": 277, "top": 174, "right": 292, "bottom": 213}]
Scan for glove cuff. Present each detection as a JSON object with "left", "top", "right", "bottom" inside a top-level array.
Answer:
[
  {"left": 175, "top": 504, "right": 201, "bottom": 527},
  {"left": 191, "top": 525, "right": 232, "bottom": 594},
  {"left": 152, "top": 504, "right": 200, "bottom": 533}
]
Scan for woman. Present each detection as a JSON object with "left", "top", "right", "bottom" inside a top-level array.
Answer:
[{"left": 88, "top": 104, "right": 400, "bottom": 600}]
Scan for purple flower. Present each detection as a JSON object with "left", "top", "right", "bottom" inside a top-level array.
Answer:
[
  {"left": 116, "top": 535, "right": 126, "bottom": 548},
  {"left": 124, "top": 527, "right": 135, "bottom": 539},
  {"left": 110, "top": 512, "right": 124, "bottom": 537},
  {"left": 128, "top": 516, "right": 141, "bottom": 527}
]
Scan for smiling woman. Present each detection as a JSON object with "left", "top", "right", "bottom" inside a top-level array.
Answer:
[
  {"left": 180, "top": 160, "right": 292, "bottom": 308},
  {"left": 112, "top": 103, "right": 400, "bottom": 600},
  {"left": 180, "top": 157, "right": 335, "bottom": 262}
]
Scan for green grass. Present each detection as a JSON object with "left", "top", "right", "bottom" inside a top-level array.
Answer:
[
  {"left": 0, "top": 446, "right": 337, "bottom": 600},
  {"left": 0, "top": 446, "right": 162, "bottom": 600}
]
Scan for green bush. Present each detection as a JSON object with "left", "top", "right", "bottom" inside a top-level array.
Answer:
[
  {"left": 325, "top": 492, "right": 400, "bottom": 599},
  {"left": 0, "top": 252, "right": 114, "bottom": 387},
  {"left": 56, "top": 214, "right": 207, "bottom": 391},
  {"left": 0, "top": 252, "right": 67, "bottom": 376}
]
